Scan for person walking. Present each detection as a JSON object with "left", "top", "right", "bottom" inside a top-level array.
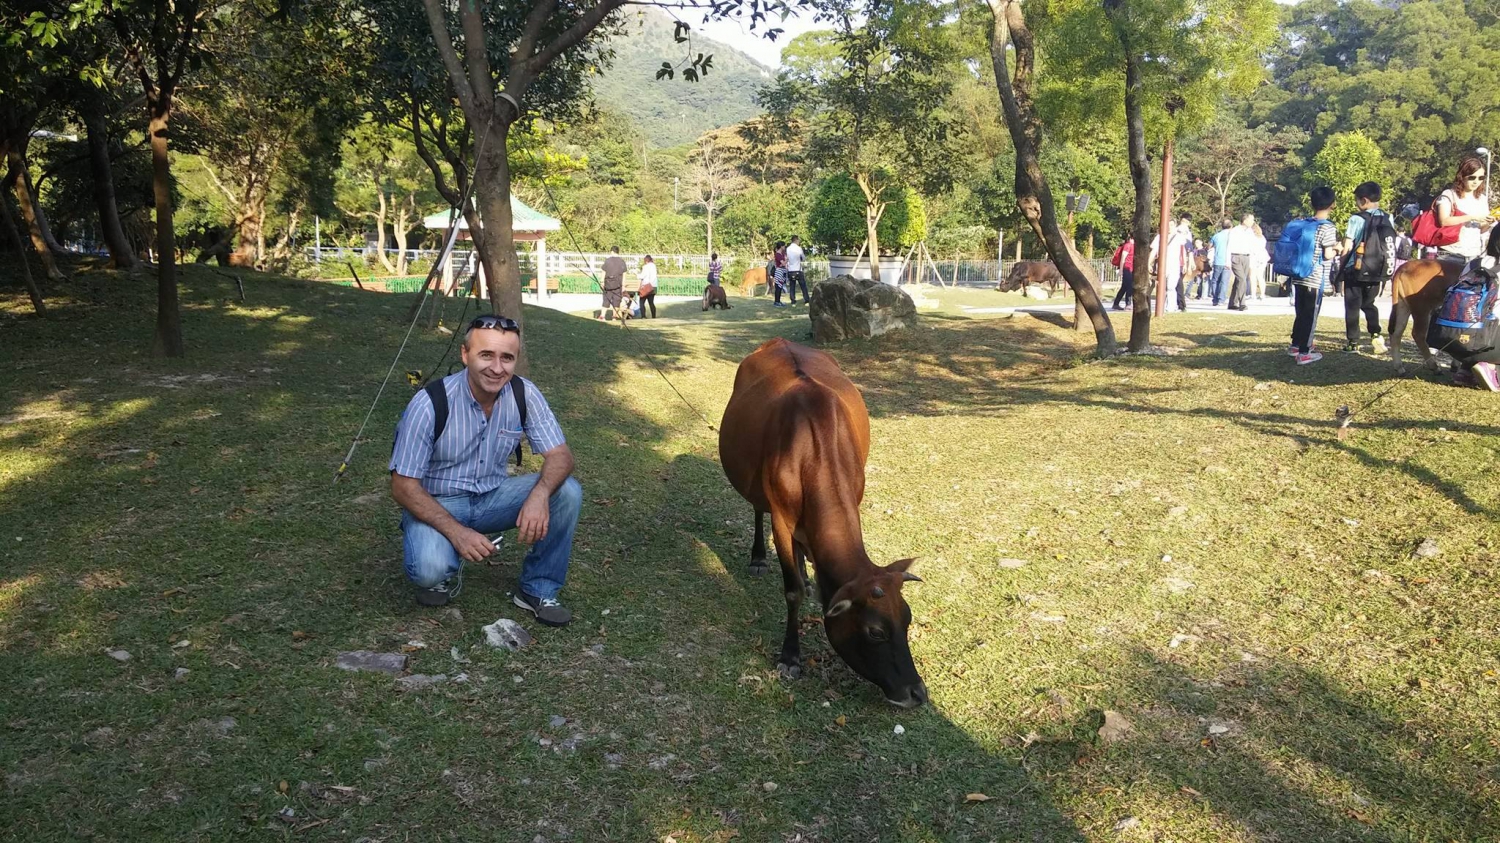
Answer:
[
  {"left": 637, "top": 255, "right": 658, "bottom": 318},
  {"left": 1147, "top": 217, "right": 1193, "bottom": 312},
  {"left": 1227, "top": 213, "right": 1257, "bottom": 310},
  {"left": 1207, "top": 220, "right": 1232, "bottom": 305},
  {"left": 600, "top": 246, "right": 627, "bottom": 320},
  {"left": 785, "top": 235, "right": 808, "bottom": 303},
  {"left": 1339, "top": 181, "right": 1396, "bottom": 354},
  {"left": 1287, "top": 187, "right": 1340, "bottom": 365},
  {"left": 1110, "top": 237, "right": 1135, "bottom": 311},
  {"left": 1249, "top": 223, "right": 1270, "bottom": 302}
]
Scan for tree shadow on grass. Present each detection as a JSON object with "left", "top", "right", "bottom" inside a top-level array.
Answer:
[{"left": 1027, "top": 646, "right": 1500, "bottom": 841}]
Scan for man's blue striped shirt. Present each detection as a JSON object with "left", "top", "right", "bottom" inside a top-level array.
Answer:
[{"left": 389, "top": 371, "right": 566, "bottom": 496}]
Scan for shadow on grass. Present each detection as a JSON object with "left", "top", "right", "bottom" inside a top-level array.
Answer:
[{"left": 1022, "top": 646, "right": 1499, "bottom": 840}]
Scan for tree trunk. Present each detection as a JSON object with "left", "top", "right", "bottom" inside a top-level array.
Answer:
[
  {"left": 471, "top": 121, "right": 527, "bottom": 370},
  {"left": 6, "top": 150, "right": 65, "bottom": 282},
  {"left": 393, "top": 202, "right": 410, "bottom": 276},
  {"left": 986, "top": 0, "right": 1116, "bottom": 354},
  {"left": 148, "top": 107, "right": 184, "bottom": 357},
  {"left": 1114, "top": 13, "right": 1155, "bottom": 351},
  {"left": 373, "top": 190, "right": 394, "bottom": 273},
  {"left": 865, "top": 204, "right": 883, "bottom": 284},
  {"left": 79, "top": 89, "right": 141, "bottom": 273},
  {"left": 1, "top": 188, "right": 46, "bottom": 315},
  {"left": 706, "top": 202, "right": 714, "bottom": 256}
]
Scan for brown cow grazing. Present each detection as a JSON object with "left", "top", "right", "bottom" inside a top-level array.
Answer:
[
  {"left": 703, "top": 284, "right": 731, "bottom": 311},
  {"left": 1388, "top": 258, "right": 1464, "bottom": 373},
  {"left": 740, "top": 266, "right": 767, "bottom": 298},
  {"left": 719, "top": 338, "right": 928, "bottom": 708},
  {"left": 997, "top": 260, "right": 1064, "bottom": 297}
]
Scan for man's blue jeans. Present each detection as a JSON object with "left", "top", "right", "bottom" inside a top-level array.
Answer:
[
  {"left": 401, "top": 475, "right": 583, "bottom": 600},
  {"left": 1208, "top": 266, "right": 1231, "bottom": 305}
]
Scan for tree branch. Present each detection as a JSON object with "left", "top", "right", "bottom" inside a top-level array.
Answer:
[
  {"left": 520, "top": 0, "right": 626, "bottom": 84},
  {"left": 421, "top": 0, "right": 478, "bottom": 117}
]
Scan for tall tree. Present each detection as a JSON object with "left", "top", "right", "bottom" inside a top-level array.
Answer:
[
  {"left": 1305, "top": 131, "right": 1386, "bottom": 223},
  {"left": 983, "top": 0, "right": 1116, "bottom": 354},
  {"left": 685, "top": 134, "right": 746, "bottom": 255},
  {"left": 1178, "top": 111, "right": 1307, "bottom": 222},
  {"left": 81, "top": 0, "right": 221, "bottom": 356},
  {"left": 769, "top": 6, "right": 957, "bottom": 282}
]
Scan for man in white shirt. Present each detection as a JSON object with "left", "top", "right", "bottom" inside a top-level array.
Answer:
[
  {"left": 785, "top": 235, "right": 808, "bottom": 304},
  {"left": 1226, "top": 213, "right": 1256, "bottom": 310},
  {"left": 1146, "top": 218, "right": 1193, "bottom": 312}
]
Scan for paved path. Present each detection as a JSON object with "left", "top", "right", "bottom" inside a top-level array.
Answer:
[{"left": 970, "top": 292, "right": 1394, "bottom": 322}]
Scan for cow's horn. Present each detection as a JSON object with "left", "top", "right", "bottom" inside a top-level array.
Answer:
[{"left": 902, "top": 572, "right": 923, "bottom": 583}]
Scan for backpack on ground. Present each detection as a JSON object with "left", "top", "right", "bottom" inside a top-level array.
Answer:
[
  {"left": 1434, "top": 269, "right": 1499, "bottom": 331},
  {"left": 1273, "top": 218, "right": 1332, "bottom": 280},
  {"left": 416, "top": 377, "right": 529, "bottom": 467},
  {"left": 1341, "top": 211, "right": 1397, "bottom": 285}
]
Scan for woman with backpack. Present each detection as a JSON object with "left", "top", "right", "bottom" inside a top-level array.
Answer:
[
  {"left": 1431, "top": 155, "right": 1494, "bottom": 263},
  {"left": 637, "top": 255, "right": 658, "bottom": 318}
]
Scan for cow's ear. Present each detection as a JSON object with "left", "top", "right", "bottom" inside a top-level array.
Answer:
[
  {"left": 886, "top": 557, "right": 918, "bottom": 574},
  {"left": 826, "top": 599, "right": 854, "bottom": 617}
]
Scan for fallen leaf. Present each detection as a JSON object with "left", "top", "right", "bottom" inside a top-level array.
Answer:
[
  {"left": 291, "top": 631, "right": 310, "bottom": 641},
  {"left": 161, "top": 587, "right": 187, "bottom": 597},
  {"left": 278, "top": 780, "right": 289, "bottom": 794},
  {"left": 834, "top": 715, "right": 846, "bottom": 727},
  {"left": 1179, "top": 786, "right": 1202, "bottom": 798},
  {"left": 964, "top": 792, "right": 991, "bottom": 803}
]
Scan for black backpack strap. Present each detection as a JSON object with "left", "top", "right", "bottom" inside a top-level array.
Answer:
[
  {"left": 425, "top": 380, "right": 450, "bottom": 445},
  {"left": 511, "top": 377, "right": 528, "bottom": 467}
]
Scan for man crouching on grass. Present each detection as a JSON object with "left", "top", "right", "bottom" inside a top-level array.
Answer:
[{"left": 389, "top": 314, "right": 582, "bottom": 626}]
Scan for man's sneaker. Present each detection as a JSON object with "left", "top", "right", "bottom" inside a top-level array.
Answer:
[
  {"left": 1341, "top": 341, "right": 1358, "bottom": 353},
  {"left": 1296, "top": 352, "right": 1323, "bottom": 365},
  {"left": 1371, "top": 335, "right": 1388, "bottom": 355},
  {"left": 1474, "top": 362, "right": 1500, "bottom": 392},
  {"left": 513, "top": 591, "right": 572, "bottom": 627},
  {"left": 417, "top": 572, "right": 462, "bottom": 607}
]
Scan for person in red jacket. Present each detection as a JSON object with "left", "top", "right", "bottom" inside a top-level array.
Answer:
[{"left": 1110, "top": 238, "right": 1136, "bottom": 311}]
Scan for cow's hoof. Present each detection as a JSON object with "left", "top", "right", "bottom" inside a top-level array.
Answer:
[
  {"left": 777, "top": 661, "right": 802, "bottom": 680},
  {"left": 749, "top": 561, "right": 768, "bottom": 577}
]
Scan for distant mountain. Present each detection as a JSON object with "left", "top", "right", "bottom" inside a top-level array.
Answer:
[{"left": 591, "top": 10, "right": 774, "bottom": 148}]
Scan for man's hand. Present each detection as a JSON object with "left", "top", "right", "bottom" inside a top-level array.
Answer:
[
  {"left": 448, "top": 527, "right": 497, "bottom": 563},
  {"left": 516, "top": 487, "right": 551, "bottom": 544}
]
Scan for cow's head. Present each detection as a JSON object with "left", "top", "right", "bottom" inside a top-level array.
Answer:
[
  {"left": 823, "top": 558, "right": 928, "bottom": 708},
  {"left": 996, "top": 262, "right": 1028, "bottom": 293}
]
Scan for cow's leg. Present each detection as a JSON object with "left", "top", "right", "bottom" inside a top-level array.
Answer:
[
  {"left": 1389, "top": 298, "right": 1410, "bottom": 374},
  {"left": 1413, "top": 308, "right": 1439, "bottom": 371},
  {"left": 794, "top": 543, "right": 813, "bottom": 599},
  {"left": 769, "top": 514, "right": 802, "bottom": 678},
  {"left": 749, "top": 510, "right": 768, "bottom": 577}
]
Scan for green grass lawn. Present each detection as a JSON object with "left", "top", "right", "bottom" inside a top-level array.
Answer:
[{"left": 2, "top": 263, "right": 1498, "bottom": 842}]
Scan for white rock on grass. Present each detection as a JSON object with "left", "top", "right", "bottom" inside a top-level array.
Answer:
[
  {"left": 106, "top": 649, "right": 131, "bottom": 663},
  {"left": 483, "top": 619, "right": 534, "bottom": 651}
]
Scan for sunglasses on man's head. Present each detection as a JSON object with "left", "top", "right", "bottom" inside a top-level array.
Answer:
[{"left": 468, "top": 315, "right": 520, "bottom": 334}]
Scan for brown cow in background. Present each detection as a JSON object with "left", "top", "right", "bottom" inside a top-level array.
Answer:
[
  {"left": 719, "top": 338, "right": 928, "bottom": 708},
  {"left": 997, "top": 260, "right": 1064, "bottom": 297}
]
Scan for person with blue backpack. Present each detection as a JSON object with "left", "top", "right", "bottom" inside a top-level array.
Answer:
[{"left": 1276, "top": 186, "right": 1341, "bottom": 364}]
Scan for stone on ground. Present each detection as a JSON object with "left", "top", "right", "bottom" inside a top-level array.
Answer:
[
  {"left": 335, "top": 651, "right": 409, "bottom": 675},
  {"left": 809, "top": 275, "right": 919, "bottom": 342},
  {"left": 483, "top": 618, "right": 535, "bottom": 651}
]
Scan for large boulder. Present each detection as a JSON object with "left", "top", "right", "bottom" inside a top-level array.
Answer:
[{"left": 809, "top": 275, "right": 919, "bottom": 342}]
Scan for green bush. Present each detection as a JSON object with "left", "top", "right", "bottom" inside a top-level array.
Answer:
[{"left": 808, "top": 173, "right": 926, "bottom": 254}]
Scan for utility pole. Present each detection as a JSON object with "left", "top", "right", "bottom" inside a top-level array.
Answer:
[
  {"left": 673, "top": 177, "right": 679, "bottom": 212},
  {"left": 1154, "top": 135, "right": 1175, "bottom": 317}
]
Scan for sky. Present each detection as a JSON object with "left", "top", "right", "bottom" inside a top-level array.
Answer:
[{"left": 696, "top": 11, "right": 826, "bottom": 68}]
